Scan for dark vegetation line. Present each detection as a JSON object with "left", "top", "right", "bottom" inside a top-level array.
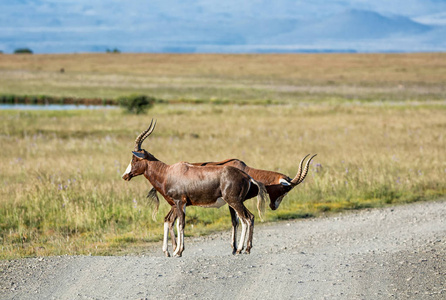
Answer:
[
  {"left": 0, "top": 94, "right": 280, "bottom": 107},
  {"left": 0, "top": 94, "right": 116, "bottom": 106}
]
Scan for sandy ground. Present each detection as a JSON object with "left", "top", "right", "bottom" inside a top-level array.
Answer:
[{"left": 1, "top": 199, "right": 445, "bottom": 300}]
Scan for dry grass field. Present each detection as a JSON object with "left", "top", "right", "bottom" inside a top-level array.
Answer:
[
  {"left": 0, "top": 53, "right": 445, "bottom": 259},
  {"left": 1, "top": 53, "right": 446, "bottom": 102}
]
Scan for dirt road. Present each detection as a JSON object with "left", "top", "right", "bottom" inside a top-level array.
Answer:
[{"left": 1, "top": 200, "right": 445, "bottom": 299}]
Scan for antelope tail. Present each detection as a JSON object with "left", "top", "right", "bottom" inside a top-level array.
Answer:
[
  {"left": 147, "top": 187, "right": 160, "bottom": 221},
  {"left": 251, "top": 179, "right": 268, "bottom": 222}
]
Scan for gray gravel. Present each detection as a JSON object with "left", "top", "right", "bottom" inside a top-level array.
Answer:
[{"left": 1, "top": 199, "right": 445, "bottom": 300}]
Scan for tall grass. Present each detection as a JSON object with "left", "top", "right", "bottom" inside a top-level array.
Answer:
[{"left": 1, "top": 103, "right": 445, "bottom": 259}]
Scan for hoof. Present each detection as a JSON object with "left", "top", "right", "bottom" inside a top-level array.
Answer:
[
  {"left": 173, "top": 249, "right": 183, "bottom": 257},
  {"left": 164, "top": 251, "right": 171, "bottom": 257}
]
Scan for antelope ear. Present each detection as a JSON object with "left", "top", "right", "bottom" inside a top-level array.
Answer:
[{"left": 132, "top": 151, "right": 145, "bottom": 159}]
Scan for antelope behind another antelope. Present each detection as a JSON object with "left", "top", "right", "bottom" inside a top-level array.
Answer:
[{"left": 122, "top": 119, "right": 269, "bottom": 257}]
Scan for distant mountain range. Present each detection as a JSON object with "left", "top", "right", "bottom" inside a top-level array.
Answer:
[
  {"left": 297, "top": 10, "right": 431, "bottom": 39},
  {"left": 1, "top": 0, "right": 446, "bottom": 53}
]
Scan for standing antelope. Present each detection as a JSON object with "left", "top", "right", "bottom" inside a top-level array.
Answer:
[
  {"left": 122, "top": 120, "right": 268, "bottom": 257},
  {"left": 147, "top": 155, "right": 316, "bottom": 254},
  {"left": 195, "top": 154, "right": 317, "bottom": 210}
]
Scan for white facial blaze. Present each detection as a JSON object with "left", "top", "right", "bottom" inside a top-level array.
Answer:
[
  {"left": 122, "top": 160, "right": 132, "bottom": 177},
  {"left": 279, "top": 178, "right": 292, "bottom": 186}
]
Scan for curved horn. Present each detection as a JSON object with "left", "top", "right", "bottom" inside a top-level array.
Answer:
[
  {"left": 291, "top": 154, "right": 310, "bottom": 185},
  {"left": 134, "top": 119, "right": 157, "bottom": 151},
  {"left": 295, "top": 154, "right": 317, "bottom": 185}
]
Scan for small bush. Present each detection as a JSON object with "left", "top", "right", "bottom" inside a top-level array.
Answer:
[
  {"left": 14, "top": 48, "right": 33, "bottom": 54},
  {"left": 106, "top": 48, "right": 121, "bottom": 53},
  {"left": 118, "top": 95, "right": 155, "bottom": 114}
]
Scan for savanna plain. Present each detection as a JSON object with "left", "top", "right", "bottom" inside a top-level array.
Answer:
[{"left": 0, "top": 53, "right": 445, "bottom": 259}]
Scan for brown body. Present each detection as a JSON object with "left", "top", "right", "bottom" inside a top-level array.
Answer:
[
  {"left": 194, "top": 157, "right": 315, "bottom": 210},
  {"left": 150, "top": 154, "right": 316, "bottom": 211},
  {"left": 147, "top": 155, "right": 316, "bottom": 253},
  {"left": 122, "top": 120, "right": 268, "bottom": 257},
  {"left": 142, "top": 159, "right": 260, "bottom": 208}
]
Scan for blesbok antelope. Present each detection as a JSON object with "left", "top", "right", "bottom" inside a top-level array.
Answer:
[
  {"left": 147, "top": 154, "right": 316, "bottom": 252},
  {"left": 122, "top": 120, "right": 268, "bottom": 257},
  {"left": 196, "top": 155, "right": 317, "bottom": 210}
]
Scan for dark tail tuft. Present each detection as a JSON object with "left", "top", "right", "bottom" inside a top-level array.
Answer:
[
  {"left": 251, "top": 179, "right": 268, "bottom": 222},
  {"left": 147, "top": 187, "right": 160, "bottom": 221}
]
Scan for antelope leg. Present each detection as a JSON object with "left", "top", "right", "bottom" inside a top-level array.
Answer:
[
  {"left": 173, "top": 201, "right": 186, "bottom": 257},
  {"left": 229, "top": 206, "right": 239, "bottom": 254},
  {"left": 236, "top": 217, "right": 247, "bottom": 254},
  {"left": 162, "top": 222, "right": 170, "bottom": 257}
]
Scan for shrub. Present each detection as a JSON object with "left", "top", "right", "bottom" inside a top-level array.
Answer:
[
  {"left": 118, "top": 95, "right": 155, "bottom": 114},
  {"left": 106, "top": 48, "right": 121, "bottom": 53},
  {"left": 14, "top": 48, "right": 33, "bottom": 54},
  {"left": 0, "top": 94, "right": 15, "bottom": 103}
]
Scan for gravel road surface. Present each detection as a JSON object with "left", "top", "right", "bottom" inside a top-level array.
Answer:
[{"left": 1, "top": 200, "right": 445, "bottom": 299}]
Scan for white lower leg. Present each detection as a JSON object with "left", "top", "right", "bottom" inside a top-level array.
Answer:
[
  {"left": 173, "top": 205, "right": 186, "bottom": 257},
  {"left": 231, "top": 216, "right": 239, "bottom": 251},
  {"left": 162, "top": 222, "right": 169, "bottom": 255},
  {"left": 237, "top": 219, "right": 247, "bottom": 253},
  {"left": 173, "top": 220, "right": 183, "bottom": 256}
]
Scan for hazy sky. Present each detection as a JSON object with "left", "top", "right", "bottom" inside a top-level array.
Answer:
[{"left": 1, "top": 0, "right": 446, "bottom": 53}]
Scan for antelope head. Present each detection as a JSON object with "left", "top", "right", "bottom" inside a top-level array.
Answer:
[
  {"left": 268, "top": 154, "right": 317, "bottom": 210},
  {"left": 122, "top": 119, "right": 157, "bottom": 181}
]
